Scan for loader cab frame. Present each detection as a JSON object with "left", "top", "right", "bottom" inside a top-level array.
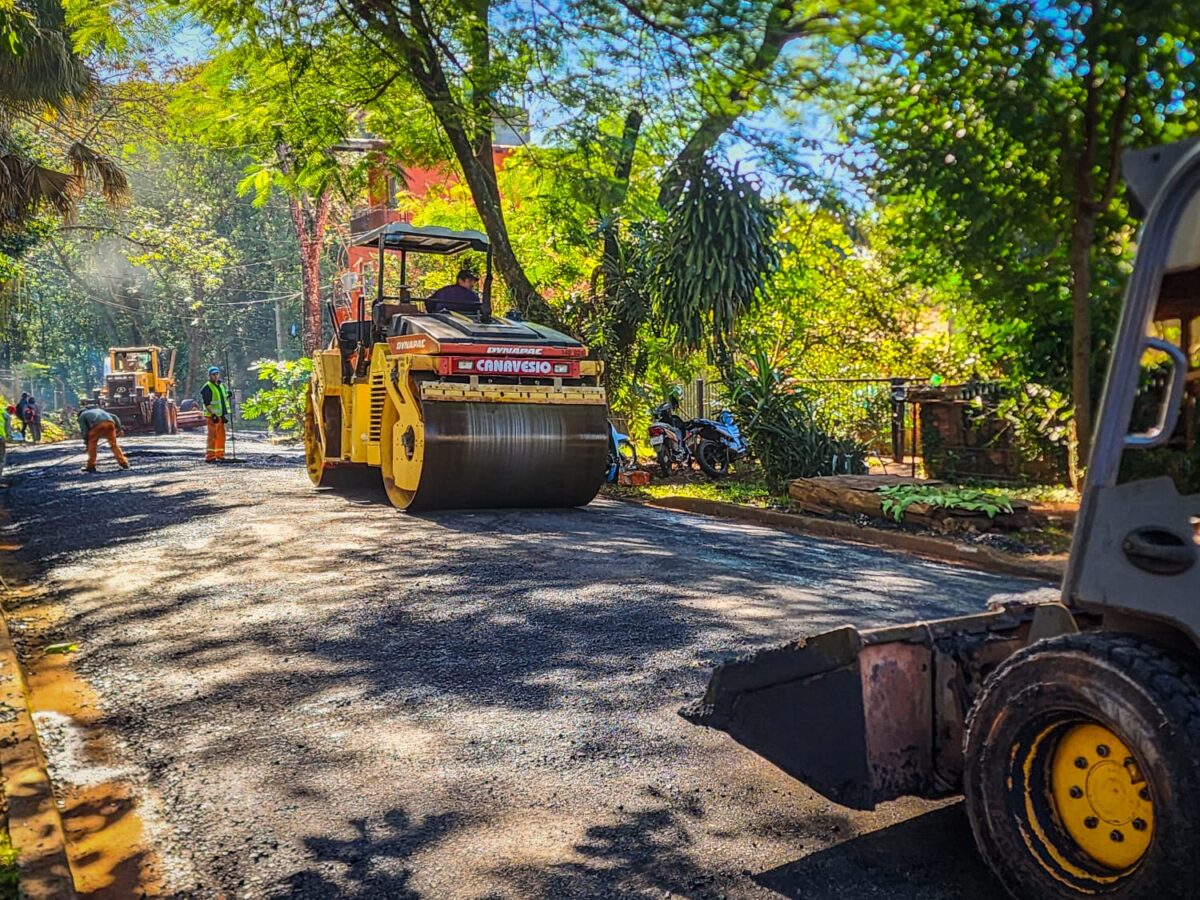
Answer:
[
  {"left": 1066, "top": 138, "right": 1200, "bottom": 646},
  {"left": 105, "top": 346, "right": 176, "bottom": 398}
]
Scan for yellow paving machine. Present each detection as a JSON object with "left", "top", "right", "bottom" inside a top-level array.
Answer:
[
  {"left": 305, "top": 223, "right": 608, "bottom": 510},
  {"left": 685, "top": 139, "right": 1200, "bottom": 897}
]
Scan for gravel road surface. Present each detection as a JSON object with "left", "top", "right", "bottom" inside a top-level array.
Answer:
[{"left": 0, "top": 435, "right": 1046, "bottom": 899}]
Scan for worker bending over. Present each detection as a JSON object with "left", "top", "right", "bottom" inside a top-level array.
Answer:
[
  {"left": 78, "top": 406, "right": 129, "bottom": 473},
  {"left": 201, "top": 365, "right": 231, "bottom": 462}
]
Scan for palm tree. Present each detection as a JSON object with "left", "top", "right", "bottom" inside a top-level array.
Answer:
[{"left": 1, "top": 0, "right": 128, "bottom": 229}]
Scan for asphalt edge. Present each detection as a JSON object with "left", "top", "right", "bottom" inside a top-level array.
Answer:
[
  {"left": 624, "top": 495, "right": 1066, "bottom": 582},
  {"left": 0, "top": 502, "right": 77, "bottom": 900}
]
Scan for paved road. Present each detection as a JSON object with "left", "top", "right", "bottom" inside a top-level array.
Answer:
[{"left": 0, "top": 436, "right": 1045, "bottom": 899}]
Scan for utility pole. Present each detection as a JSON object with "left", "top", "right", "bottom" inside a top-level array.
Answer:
[{"left": 274, "top": 297, "right": 287, "bottom": 359}]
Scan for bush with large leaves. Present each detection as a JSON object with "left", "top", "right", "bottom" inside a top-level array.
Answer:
[
  {"left": 241, "top": 358, "right": 313, "bottom": 433},
  {"left": 726, "top": 344, "right": 867, "bottom": 491}
]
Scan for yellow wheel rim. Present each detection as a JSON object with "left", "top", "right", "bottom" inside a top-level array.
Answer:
[{"left": 1049, "top": 723, "right": 1153, "bottom": 870}]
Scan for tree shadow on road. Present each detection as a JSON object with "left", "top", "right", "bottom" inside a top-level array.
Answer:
[
  {"left": 491, "top": 786, "right": 724, "bottom": 900},
  {"left": 265, "top": 807, "right": 462, "bottom": 900},
  {"left": 2, "top": 442, "right": 228, "bottom": 565}
]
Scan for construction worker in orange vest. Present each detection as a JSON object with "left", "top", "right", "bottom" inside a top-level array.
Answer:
[
  {"left": 78, "top": 406, "right": 129, "bottom": 473},
  {"left": 201, "top": 365, "right": 231, "bottom": 462}
]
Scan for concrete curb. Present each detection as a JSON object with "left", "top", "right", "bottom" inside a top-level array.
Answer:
[
  {"left": 628, "top": 495, "right": 1066, "bottom": 582},
  {"left": 0, "top": 571, "right": 77, "bottom": 900}
]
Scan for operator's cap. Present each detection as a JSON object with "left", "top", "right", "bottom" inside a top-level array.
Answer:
[
  {"left": 208, "top": 366, "right": 220, "bottom": 375},
  {"left": 457, "top": 268, "right": 478, "bottom": 282}
]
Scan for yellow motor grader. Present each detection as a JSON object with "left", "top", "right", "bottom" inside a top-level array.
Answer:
[
  {"left": 685, "top": 138, "right": 1200, "bottom": 898},
  {"left": 305, "top": 222, "right": 608, "bottom": 510},
  {"left": 93, "top": 346, "right": 205, "bottom": 434}
]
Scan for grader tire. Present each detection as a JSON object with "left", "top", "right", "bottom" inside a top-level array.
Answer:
[
  {"left": 152, "top": 398, "right": 169, "bottom": 435},
  {"left": 963, "top": 632, "right": 1200, "bottom": 899}
]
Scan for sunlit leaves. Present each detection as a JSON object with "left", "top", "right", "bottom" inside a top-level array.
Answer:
[{"left": 842, "top": 0, "right": 1200, "bottom": 389}]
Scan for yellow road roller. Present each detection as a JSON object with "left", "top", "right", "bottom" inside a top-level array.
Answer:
[
  {"left": 305, "top": 222, "right": 607, "bottom": 510},
  {"left": 685, "top": 138, "right": 1200, "bottom": 897}
]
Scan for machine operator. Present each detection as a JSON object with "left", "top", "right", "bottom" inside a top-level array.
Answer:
[{"left": 427, "top": 269, "right": 481, "bottom": 314}]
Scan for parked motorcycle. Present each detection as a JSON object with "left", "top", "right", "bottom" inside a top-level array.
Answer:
[
  {"left": 686, "top": 410, "right": 747, "bottom": 478},
  {"left": 648, "top": 401, "right": 691, "bottom": 477},
  {"left": 606, "top": 420, "right": 638, "bottom": 482}
]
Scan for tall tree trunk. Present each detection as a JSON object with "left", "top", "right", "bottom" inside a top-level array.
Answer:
[
  {"left": 394, "top": 0, "right": 550, "bottom": 322},
  {"left": 1067, "top": 56, "right": 1131, "bottom": 487},
  {"left": 184, "top": 274, "right": 207, "bottom": 397},
  {"left": 276, "top": 144, "right": 332, "bottom": 355},
  {"left": 600, "top": 109, "right": 645, "bottom": 398},
  {"left": 288, "top": 191, "right": 332, "bottom": 356}
]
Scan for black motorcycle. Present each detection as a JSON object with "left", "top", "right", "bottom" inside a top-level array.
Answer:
[{"left": 685, "top": 410, "right": 748, "bottom": 478}]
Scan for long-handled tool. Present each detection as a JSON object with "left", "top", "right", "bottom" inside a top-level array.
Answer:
[{"left": 221, "top": 348, "right": 247, "bottom": 464}]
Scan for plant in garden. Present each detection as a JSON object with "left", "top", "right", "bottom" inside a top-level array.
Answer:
[
  {"left": 651, "top": 158, "right": 781, "bottom": 355},
  {"left": 241, "top": 358, "right": 313, "bottom": 433},
  {"left": 725, "top": 343, "right": 868, "bottom": 490},
  {"left": 994, "top": 383, "right": 1073, "bottom": 474},
  {"left": 878, "top": 484, "right": 1014, "bottom": 523}
]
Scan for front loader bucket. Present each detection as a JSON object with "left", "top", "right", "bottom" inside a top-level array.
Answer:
[{"left": 682, "top": 604, "right": 1058, "bottom": 810}]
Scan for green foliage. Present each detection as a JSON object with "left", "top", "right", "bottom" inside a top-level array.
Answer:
[
  {"left": 0, "top": 826, "right": 17, "bottom": 899},
  {"left": 730, "top": 207, "right": 969, "bottom": 448},
  {"left": 878, "top": 484, "right": 1014, "bottom": 523},
  {"left": 725, "top": 343, "right": 868, "bottom": 491},
  {"left": 7, "top": 133, "right": 305, "bottom": 397},
  {"left": 842, "top": 0, "right": 1200, "bottom": 394},
  {"left": 241, "top": 358, "right": 313, "bottom": 433},
  {"left": 652, "top": 159, "right": 780, "bottom": 354},
  {"left": 994, "top": 383, "right": 1073, "bottom": 468}
]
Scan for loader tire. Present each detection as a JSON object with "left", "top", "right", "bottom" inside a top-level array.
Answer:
[{"left": 963, "top": 632, "right": 1200, "bottom": 899}]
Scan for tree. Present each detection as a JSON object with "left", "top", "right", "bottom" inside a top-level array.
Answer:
[
  {"left": 0, "top": 0, "right": 128, "bottom": 230},
  {"left": 843, "top": 0, "right": 1200, "bottom": 478},
  {"left": 177, "top": 32, "right": 362, "bottom": 355},
  {"left": 184, "top": 0, "right": 854, "bottom": 324}
]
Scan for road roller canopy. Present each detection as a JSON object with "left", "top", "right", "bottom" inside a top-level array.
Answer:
[{"left": 352, "top": 222, "right": 491, "bottom": 255}]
